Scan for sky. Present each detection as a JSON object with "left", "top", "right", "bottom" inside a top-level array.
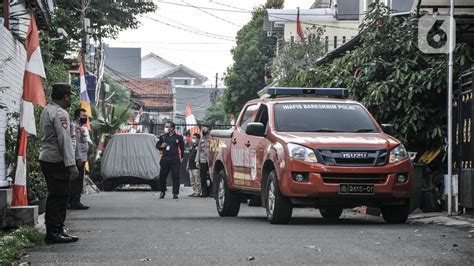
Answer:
[{"left": 106, "top": 0, "right": 315, "bottom": 85}]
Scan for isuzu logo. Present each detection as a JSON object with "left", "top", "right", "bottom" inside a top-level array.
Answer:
[{"left": 341, "top": 152, "right": 368, "bottom": 159}]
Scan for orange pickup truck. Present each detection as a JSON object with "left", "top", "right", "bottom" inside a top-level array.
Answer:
[{"left": 209, "top": 87, "right": 413, "bottom": 224}]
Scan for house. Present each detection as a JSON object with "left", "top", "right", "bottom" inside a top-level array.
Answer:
[
  {"left": 264, "top": 0, "right": 416, "bottom": 53},
  {"left": 122, "top": 79, "right": 174, "bottom": 119},
  {"left": 141, "top": 53, "right": 208, "bottom": 85},
  {"left": 104, "top": 45, "right": 142, "bottom": 80},
  {"left": 174, "top": 85, "right": 225, "bottom": 122}
]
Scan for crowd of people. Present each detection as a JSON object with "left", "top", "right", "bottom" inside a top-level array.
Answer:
[
  {"left": 156, "top": 122, "right": 212, "bottom": 199},
  {"left": 38, "top": 83, "right": 214, "bottom": 244}
]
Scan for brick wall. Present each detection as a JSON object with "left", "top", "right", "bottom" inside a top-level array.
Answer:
[{"left": 0, "top": 25, "right": 26, "bottom": 183}]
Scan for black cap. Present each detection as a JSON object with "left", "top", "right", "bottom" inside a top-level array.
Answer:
[{"left": 51, "top": 83, "right": 76, "bottom": 100}]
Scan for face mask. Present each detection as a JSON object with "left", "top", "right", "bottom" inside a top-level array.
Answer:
[
  {"left": 192, "top": 138, "right": 197, "bottom": 145},
  {"left": 164, "top": 127, "right": 170, "bottom": 133},
  {"left": 79, "top": 117, "right": 87, "bottom": 125}
]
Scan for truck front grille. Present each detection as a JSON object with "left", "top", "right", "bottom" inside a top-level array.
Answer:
[
  {"left": 316, "top": 148, "right": 388, "bottom": 167},
  {"left": 321, "top": 173, "right": 388, "bottom": 184}
]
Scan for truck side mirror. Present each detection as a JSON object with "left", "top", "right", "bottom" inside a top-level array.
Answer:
[
  {"left": 381, "top": 124, "right": 395, "bottom": 136},
  {"left": 246, "top": 122, "right": 266, "bottom": 137}
]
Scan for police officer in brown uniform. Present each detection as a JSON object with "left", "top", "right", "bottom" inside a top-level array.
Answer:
[{"left": 39, "top": 83, "right": 79, "bottom": 244}]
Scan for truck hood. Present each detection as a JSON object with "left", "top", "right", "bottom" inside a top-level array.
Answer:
[{"left": 274, "top": 132, "right": 400, "bottom": 150}]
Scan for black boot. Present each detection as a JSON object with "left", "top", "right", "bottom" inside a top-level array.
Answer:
[
  {"left": 160, "top": 192, "right": 165, "bottom": 199},
  {"left": 45, "top": 226, "right": 77, "bottom": 244},
  {"left": 59, "top": 225, "right": 79, "bottom": 242},
  {"left": 69, "top": 202, "right": 89, "bottom": 210}
]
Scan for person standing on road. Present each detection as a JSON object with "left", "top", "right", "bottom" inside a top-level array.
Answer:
[
  {"left": 69, "top": 108, "right": 90, "bottom": 210},
  {"left": 39, "top": 83, "right": 79, "bottom": 244},
  {"left": 196, "top": 125, "right": 211, "bottom": 197},
  {"left": 186, "top": 133, "right": 201, "bottom": 197},
  {"left": 156, "top": 121, "right": 185, "bottom": 199}
]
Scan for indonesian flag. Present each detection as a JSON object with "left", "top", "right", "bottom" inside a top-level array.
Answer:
[
  {"left": 79, "top": 60, "right": 92, "bottom": 128},
  {"left": 12, "top": 14, "right": 46, "bottom": 206},
  {"left": 131, "top": 107, "right": 143, "bottom": 133},
  {"left": 22, "top": 14, "right": 46, "bottom": 107},
  {"left": 185, "top": 104, "right": 200, "bottom": 136},
  {"left": 296, "top": 7, "right": 305, "bottom": 40}
]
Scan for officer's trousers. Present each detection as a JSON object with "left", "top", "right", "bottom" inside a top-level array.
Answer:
[
  {"left": 40, "top": 161, "right": 71, "bottom": 229},
  {"left": 70, "top": 163, "right": 85, "bottom": 205},
  {"left": 200, "top": 163, "right": 212, "bottom": 196},
  {"left": 159, "top": 159, "right": 181, "bottom": 195}
]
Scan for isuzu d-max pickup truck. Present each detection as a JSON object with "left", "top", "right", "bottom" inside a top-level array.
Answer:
[{"left": 209, "top": 87, "right": 413, "bottom": 224}]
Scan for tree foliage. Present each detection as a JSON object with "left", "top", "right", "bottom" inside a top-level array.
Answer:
[
  {"left": 46, "top": 0, "right": 157, "bottom": 60},
  {"left": 222, "top": 2, "right": 282, "bottom": 114},
  {"left": 272, "top": 26, "right": 326, "bottom": 79},
  {"left": 281, "top": 3, "right": 474, "bottom": 151}
]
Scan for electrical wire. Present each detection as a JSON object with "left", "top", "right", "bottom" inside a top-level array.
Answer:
[{"left": 181, "top": 0, "right": 242, "bottom": 27}]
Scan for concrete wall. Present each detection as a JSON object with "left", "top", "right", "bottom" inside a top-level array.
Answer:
[{"left": 0, "top": 25, "right": 27, "bottom": 185}]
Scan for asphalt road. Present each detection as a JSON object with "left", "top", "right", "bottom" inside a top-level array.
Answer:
[{"left": 26, "top": 189, "right": 474, "bottom": 265}]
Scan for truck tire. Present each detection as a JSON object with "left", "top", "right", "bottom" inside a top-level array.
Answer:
[
  {"left": 216, "top": 170, "right": 240, "bottom": 217},
  {"left": 381, "top": 202, "right": 410, "bottom": 224},
  {"left": 266, "top": 170, "right": 293, "bottom": 224},
  {"left": 319, "top": 208, "right": 343, "bottom": 219}
]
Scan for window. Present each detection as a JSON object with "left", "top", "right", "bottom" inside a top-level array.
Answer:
[
  {"left": 274, "top": 103, "right": 379, "bottom": 133},
  {"left": 239, "top": 104, "right": 259, "bottom": 131},
  {"left": 255, "top": 104, "right": 269, "bottom": 132}
]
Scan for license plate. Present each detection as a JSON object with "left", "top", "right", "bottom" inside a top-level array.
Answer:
[{"left": 339, "top": 184, "right": 374, "bottom": 195}]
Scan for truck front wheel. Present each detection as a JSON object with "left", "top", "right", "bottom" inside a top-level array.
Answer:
[
  {"left": 266, "top": 170, "right": 293, "bottom": 224},
  {"left": 216, "top": 170, "right": 240, "bottom": 217},
  {"left": 381, "top": 201, "right": 410, "bottom": 224}
]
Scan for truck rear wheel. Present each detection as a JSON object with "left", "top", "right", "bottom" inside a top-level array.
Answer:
[
  {"left": 266, "top": 170, "right": 293, "bottom": 224},
  {"left": 102, "top": 180, "right": 114, "bottom": 191},
  {"left": 381, "top": 202, "right": 410, "bottom": 224},
  {"left": 319, "top": 208, "right": 343, "bottom": 219},
  {"left": 216, "top": 170, "right": 240, "bottom": 217}
]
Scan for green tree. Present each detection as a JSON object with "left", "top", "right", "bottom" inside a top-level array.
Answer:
[
  {"left": 45, "top": 0, "right": 157, "bottom": 61},
  {"left": 222, "top": 1, "right": 282, "bottom": 114},
  {"left": 272, "top": 26, "right": 326, "bottom": 79},
  {"left": 205, "top": 101, "right": 228, "bottom": 125}
]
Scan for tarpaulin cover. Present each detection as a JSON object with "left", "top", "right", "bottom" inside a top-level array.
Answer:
[{"left": 101, "top": 133, "right": 161, "bottom": 180}]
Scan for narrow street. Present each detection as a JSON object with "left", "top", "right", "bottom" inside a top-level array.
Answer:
[{"left": 25, "top": 190, "right": 474, "bottom": 265}]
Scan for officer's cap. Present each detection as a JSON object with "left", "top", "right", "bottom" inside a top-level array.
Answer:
[{"left": 52, "top": 83, "right": 76, "bottom": 100}]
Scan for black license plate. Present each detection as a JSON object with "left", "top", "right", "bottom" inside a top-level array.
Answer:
[{"left": 339, "top": 184, "right": 374, "bottom": 195}]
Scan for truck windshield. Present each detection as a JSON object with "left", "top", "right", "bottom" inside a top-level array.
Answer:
[{"left": 274, "top": 103, "right": 379, "bottom": 133}]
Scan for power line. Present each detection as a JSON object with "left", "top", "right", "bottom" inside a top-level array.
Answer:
[
  {"left": 208, "top": 0, "right": 251, "bottom": 12},
  {"left": 112, "top": 41, "right": 232, "bottom": 45},
  {"left": 142, "top": 15, "right": 234, "bottom": 41},
  {"left": 181, "top": 0, "right": 242, "bottom": 27},
  {"left": 155, "top": 0, "right": 249, "bottom": 13}
]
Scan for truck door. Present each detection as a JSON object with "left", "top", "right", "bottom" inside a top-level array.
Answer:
[
  {"left": 245, "top": 104, "right": 270, "bottom": 191},
  {"left": 231, "top": 104, "right": 259, "bottom": 188}
]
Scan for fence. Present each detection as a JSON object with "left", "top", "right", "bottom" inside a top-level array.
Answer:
[{"left": 124, "top": 123, "right": 233, "bottom": 136}]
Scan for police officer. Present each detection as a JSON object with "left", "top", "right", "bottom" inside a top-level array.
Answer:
[
  {"left": 69, "top": 108, "right": 90, "bottom": 210},
  {"left": 39, "top": 83, "right": 79, "bottom": 244},
  {"left": 156, "top": 121, "right": 184, "bottom": 199},
  {"left": 196, "top": 125, "right": 211, "bottom": 197}
]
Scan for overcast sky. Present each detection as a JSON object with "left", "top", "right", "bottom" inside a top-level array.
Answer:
[{"left": 106, "top": 0, "right": 314, "bottom": 85}]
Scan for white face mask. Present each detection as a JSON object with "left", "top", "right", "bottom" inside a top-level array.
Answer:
[
  {"left": 192, "top": 138, "right": 197, "bottom": 145},
  {"left": 164, "top": 127, "right": 169, "bottom": 133}
]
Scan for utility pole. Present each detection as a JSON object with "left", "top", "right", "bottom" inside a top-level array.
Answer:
[
  {"left": 447, "top": 0, "right": 455, "bottom": 215},
  {"left": 80, "top": 0, "right": 87, "bottom": 60},
  {"left": 211, "top": 73, "right": 218, "bottom": 104}
]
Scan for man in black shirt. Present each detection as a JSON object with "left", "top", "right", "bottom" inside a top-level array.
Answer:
[{"left": 156, "top": 122, "right": 185, "bottom": 199}]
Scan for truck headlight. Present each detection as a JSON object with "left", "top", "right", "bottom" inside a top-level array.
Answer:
[
  {"left": 389, "top": 144, "right": 408, "bottom": 164},
  {"left": 288, "top": 143, "right": 318, "bottom": 163}
]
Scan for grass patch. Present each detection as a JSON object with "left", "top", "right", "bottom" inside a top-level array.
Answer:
[{"left": 0, "top": 226, "right": 44, "bottom": 265}]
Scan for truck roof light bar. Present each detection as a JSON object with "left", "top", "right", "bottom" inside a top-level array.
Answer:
[{"left": 258, "top": 87, "right": 350, "bottom": 99}]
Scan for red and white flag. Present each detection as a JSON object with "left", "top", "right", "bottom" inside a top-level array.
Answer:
[
  {"left": 296, "top": 7, "right": 305, "bottom": 40},
  {"left": 185, "top": 104, "right": 200, "bottom": 136},
  {"left": 131, "top": 107, "right": 144, "bottom": 133},
  {"left": 12, "top": 14, "right": 46, "bottom": 206}
]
